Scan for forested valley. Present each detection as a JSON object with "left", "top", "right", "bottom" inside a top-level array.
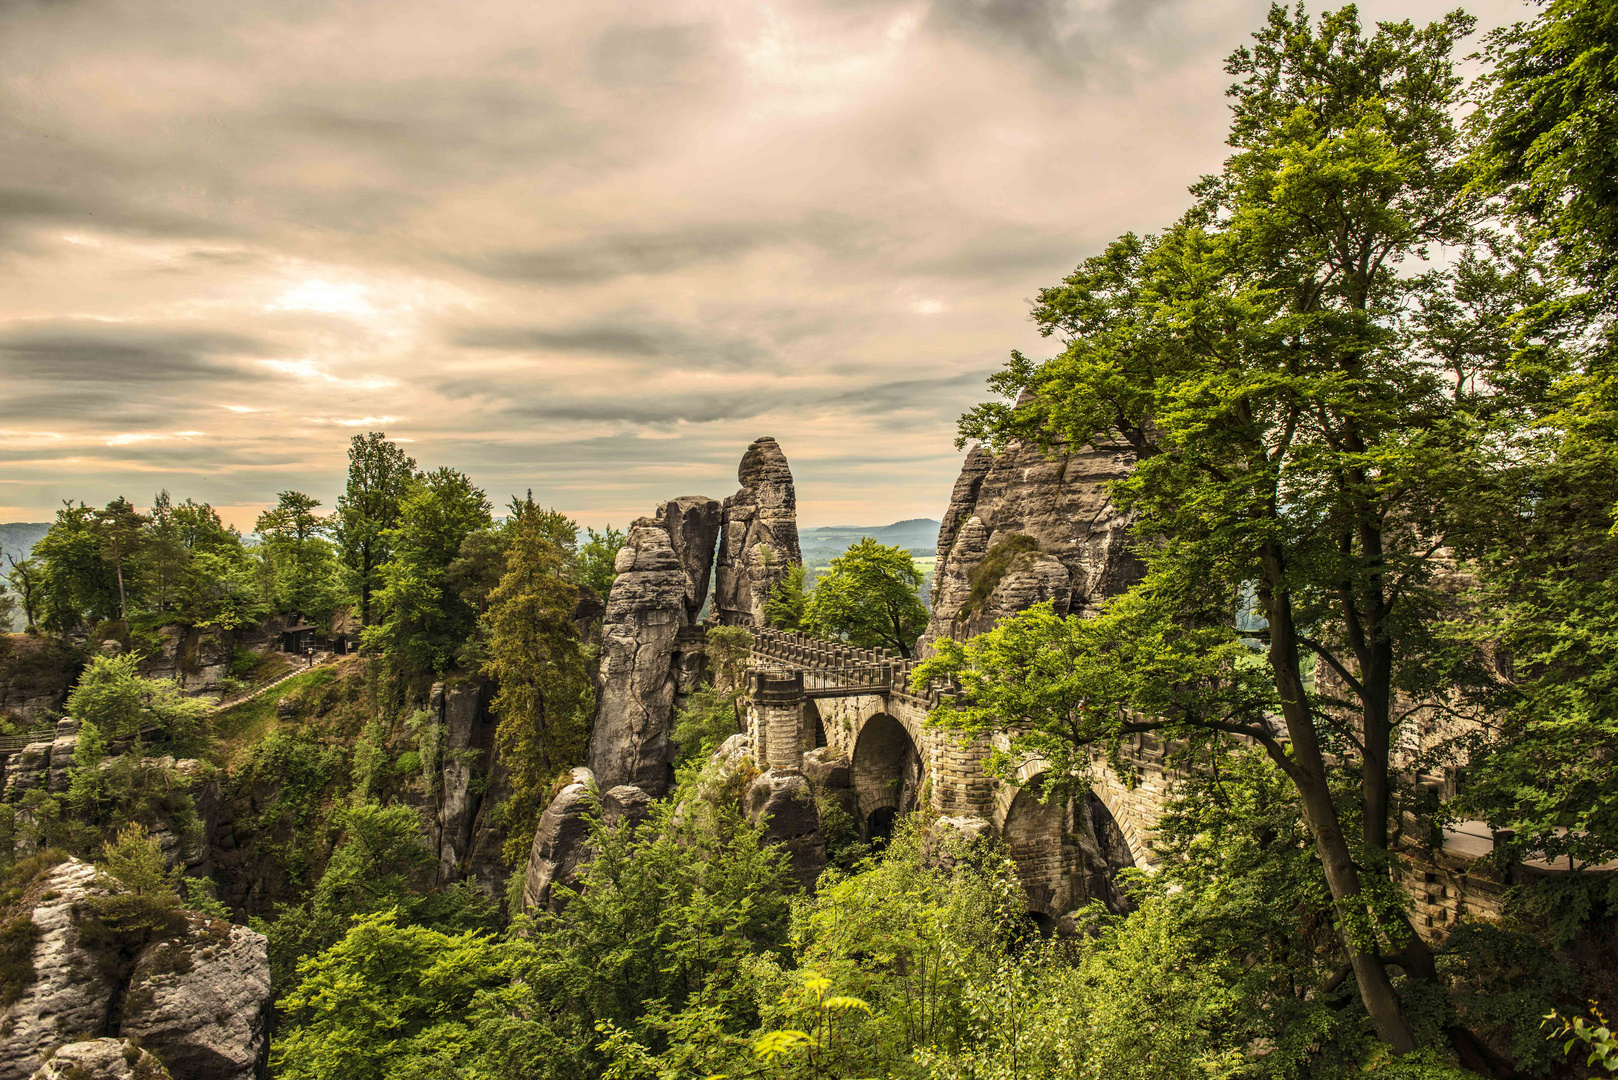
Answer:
[{"left": 2, "top": 2, "right": 1618, "bottom": 1078}]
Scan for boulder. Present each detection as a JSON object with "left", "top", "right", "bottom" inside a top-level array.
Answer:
[
  {"left": 656, "top": 496, "right": 723, "bottom": 623},
  {"left": 715, "top": 437, "right": 803, "bottom": 626},
  {"left": 587, "top": 520, "right": 688, "bottom": 794},
  {"left": 0, "top": 860, "right": 118, "bottom": 1080},
  {"left": 520, "top": 769, "right": 598, "bottom": 913},
  {"left": 919, "top": 437, "right": 1142, "bottom": 655},
  {"left": 601, "top": 784, "right": 653, "bottom": 829},
  {"left": 800, "top": 748, "right": 850, "bottom": 789},
  {"left": 744, "top": 769, "right": 824, "bottom": 888},
  {"left": 120, "top": 913, "right": 270, "bottom": 1080},
  {"left": 28, "top": 1039, "right": 171, "bottom": 1080},
  {"left": 0, "top": 858, "right": 270, "bottom": 1080}
]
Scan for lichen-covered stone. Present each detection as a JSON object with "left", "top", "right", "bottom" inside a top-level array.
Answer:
[
  {"left": 0, "top": 860, "right": 117, "bottom": 1080},
  {"left": 715, "top": 438, "right": 803, "bottom": 626},
  {"left": 28, "top": 1038, "right": 171, "bottom": 1080},
  {"left": 0, "top": 858, "right": 269, "bottom": 1080},
  {"left": 120, "top": 913, "right": 270, "bottom": 1080}
]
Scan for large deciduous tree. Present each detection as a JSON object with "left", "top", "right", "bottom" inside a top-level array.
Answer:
[
  {"left": 256, "top": 491, "right": 341, "bottom": 624},
  {"left": 364, "top": 467, "right": 492, "bottom": 680},
  {"left": 334, "top": 433, "right": 418, "bottom": 627},
  {"left": 91, "top": 497, "right": 149, "bottom": 621},
  {"left": 803, "top": 539, "right": 928, "bottom": 659},
  {"left": 1453, "top": 0, "right": 1618, "bottom": 924},
  {"left": 922, "top": 5, "right": 1524, "bottom": 1056}
]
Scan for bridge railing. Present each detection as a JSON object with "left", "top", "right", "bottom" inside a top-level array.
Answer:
[{"left": 745, "top": 626, "right": 956, "bottom": 706}]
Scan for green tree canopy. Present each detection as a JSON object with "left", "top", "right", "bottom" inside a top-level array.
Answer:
[
  {"left": 926, "top": 4, "right": 1526, "bottom": 1055},
  {"left": 334, "top": 433, "right": 418, "bottom": 626},
  {"left": 802, "top": 540, "right": 927, "bottom": 659},
  {"left": 364, "top": 467, "right": 493, "bottom": 680}
]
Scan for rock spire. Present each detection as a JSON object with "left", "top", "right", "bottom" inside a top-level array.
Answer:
[{"left": 715, "top": 436, "right": 803, "bottom": 626}]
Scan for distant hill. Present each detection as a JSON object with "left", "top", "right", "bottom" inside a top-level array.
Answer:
[
  {"left": 798, "top": 519, "right": 940, "bottom": 560},
  {"left": 798, "top": 519, "right": 942, "bottom": 608},
  {"left": 0, "top": 523, "right": 50, "bottom": 631},
  {"left": 0, "top": 523, "right": 49, "bottom": 567}
]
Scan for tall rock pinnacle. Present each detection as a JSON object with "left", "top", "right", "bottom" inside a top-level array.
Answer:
[
  {"left": 715, "top": 436, "right": 803, "bottom": 626},
  {"left": 586, "top": 518, "right": 687, "bottom": 794}
]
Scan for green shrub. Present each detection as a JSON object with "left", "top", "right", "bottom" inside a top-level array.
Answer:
[{"left": 960, "top": 535, "right": 1041, "bottom": 621}]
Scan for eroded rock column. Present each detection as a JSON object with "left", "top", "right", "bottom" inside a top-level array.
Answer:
[
  {"left": 716, "top": 437, "right": 803, "bottom": 626},
  {"left": 587, "top": 519, "right": 687, "bottom": 794}
]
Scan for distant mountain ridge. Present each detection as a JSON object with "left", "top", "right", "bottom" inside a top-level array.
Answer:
[
  {"left": 0, "top": 522, "right": 49, "bottom": 565},
  {"left": 798, "top": 518, "right": 939, "bottom": 558}
]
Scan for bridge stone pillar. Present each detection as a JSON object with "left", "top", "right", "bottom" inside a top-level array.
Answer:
[{"left": 751, "top": 670, "right": 807, "bottom": 772}]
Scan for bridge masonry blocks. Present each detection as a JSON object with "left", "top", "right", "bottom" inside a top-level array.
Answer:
[{"left": 750, "top": 670, "right": 808, "bottom": 772}]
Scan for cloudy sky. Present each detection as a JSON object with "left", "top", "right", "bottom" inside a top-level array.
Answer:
[{"left": 0, "top": 0, "right": 1524, "bottom": 530}]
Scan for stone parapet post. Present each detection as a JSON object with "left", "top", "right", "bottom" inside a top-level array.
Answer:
[{"left": 750, "top": 669, "right": 807, "bottom": 772}]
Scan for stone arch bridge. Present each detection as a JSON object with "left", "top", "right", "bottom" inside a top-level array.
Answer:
[{"left": 743, "top": 627, "right": 1172, "bottom": 920}]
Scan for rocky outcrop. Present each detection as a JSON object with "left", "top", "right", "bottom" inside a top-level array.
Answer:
[
  {"left": 657, "top": 497, "right": 723, "bottom": 623},
  {"left": 432, "top": 680, "right": 495, "bottom": 885},
  {"left": 0, "top": 860, "right": 119, "bottom": 1080},
  {"left": 0, "top": 858, "right": 269, "bottom": 1080},
  {"left": 28, "top": 1039, "right": 172, "bottom": 1080},
  {"left": 520, "top": 768, "right": 599, "bottom": 913},
  {"left": 919, "top": 439, "right": 1142, "bottom": 655},
  {"left": 3, "top": 740, "right": 53, "bottom": 803},
  {"left": 587, "top": 521, "right": 689, "bottom": 794},
  {"left": 744, "top": 769, "right": 824, "bottom": 888},
  {"left": 0, "top": 636, "right": 79, "bottom": 728},
  {"left": 120, "top": 913, "right": 270, "bottom": 1080},
  {"left": 715, "top": 437, "right": 803, "bottom": 626}
]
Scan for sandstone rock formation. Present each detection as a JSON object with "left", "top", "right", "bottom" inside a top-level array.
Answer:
[
  {"left": 0, "top": 860, "right": 120, "bottom": 1080},
  {"left": 657, "top": 497, "right": 723, "bottom": 623},
  {"left": 28, "top": 1040, "right": 172, "bottom": 1080},
  {"left": 0, "top": 858, "right": 269, "bottom": 1080},
  {"left": 715, "top": 437, "right": 803, "bottom": 626},
  {"left": 919, "top": 438, "right": 1142, "bottom": 655},
  {"left": 744, "top": 769, "right": 824, "bottom": 888},
  {"left": 121, "top": 912, "right": 271, "bottom": 1080},
  {"left": 520, "top": 767, "right": 599, "bottom": 913},
  {"left": 587, "top": 520, "right": 688, "bottom": 794}
]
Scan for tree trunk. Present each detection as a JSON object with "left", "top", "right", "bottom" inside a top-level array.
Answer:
[
  {"left": 1262, "top": 548, "right": 1419, "bottom": 1053},
  {"left": 115, "top": 558, "right": 127, "bottom": 621}
]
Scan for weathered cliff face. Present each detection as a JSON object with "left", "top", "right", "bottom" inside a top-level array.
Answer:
[
  {"left": 0, "top": 724, "right": 215, "bottom": 874},
  {"left": 657, "top": 497, "right": 723, "bottom": 623},
  {"left": 28, "top": 1039, "right": 172, "bottom": 1080},
  {"left": 919, "top": 439, "right": 1142, "bottom": 654},
  {"left": 0, "top": 858, "right": 269, "bottom": 1080},
  {"left": 0, "top": 636, "right": 79, "bottom": 728},
  {"left": 587, "top": 520, "right": 689, "bottom": 794},
  {"left": 416, "top": 680, "right": 505, "bottom": 890},
  {"left": 715, "top": 437, "right": 803, "bottom": 626}
]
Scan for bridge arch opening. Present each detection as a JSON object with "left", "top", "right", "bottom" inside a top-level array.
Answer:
[{"left": 852, "top": 713, "right": 919, "bottom": 843}]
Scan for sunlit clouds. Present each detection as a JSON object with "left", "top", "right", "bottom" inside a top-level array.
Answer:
[{"left": 0, "top": 0, "right": 1528, "bottom": 528}]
